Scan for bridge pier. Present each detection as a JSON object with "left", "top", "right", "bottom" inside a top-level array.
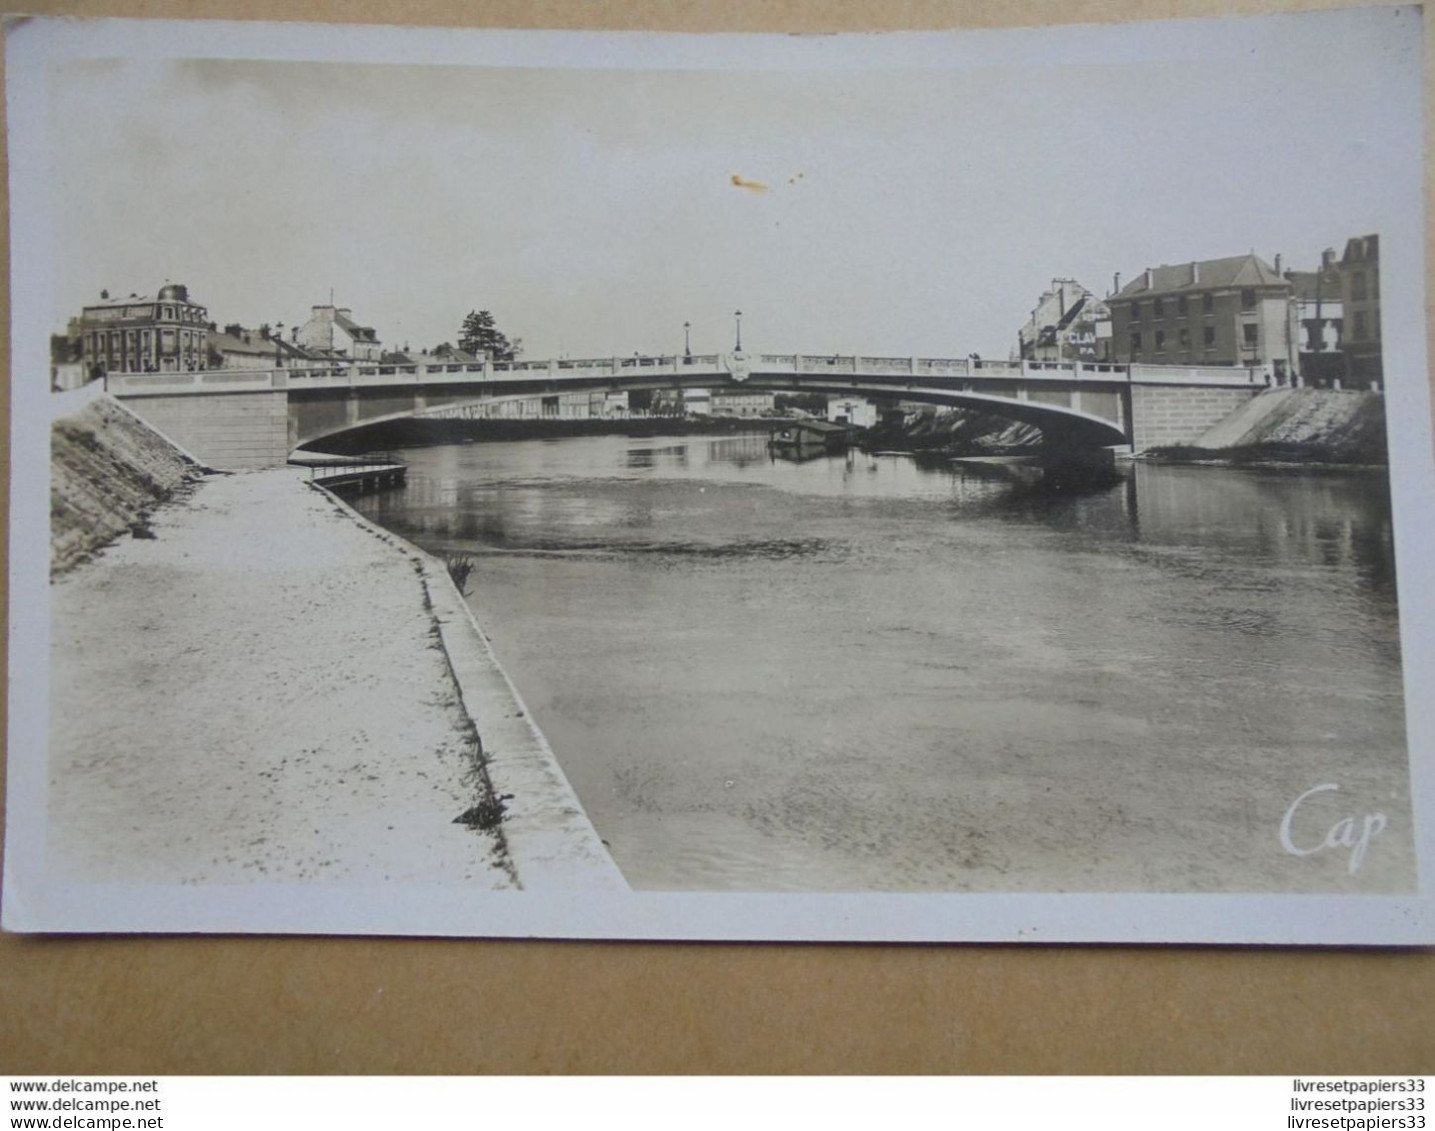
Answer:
[
  {"left": 114, "top": 388, "right": 292, "bottom": 470},
  {"left": 1127, "top": 383, "right": 1260, "bottom": 451},
  {"left": 1038, "top": 439, "right": 1124, "bottom": 485}
]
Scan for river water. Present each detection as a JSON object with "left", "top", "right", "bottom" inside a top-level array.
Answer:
[{"left": 354, "top": 433, "right": 1413, "bottom": 894}]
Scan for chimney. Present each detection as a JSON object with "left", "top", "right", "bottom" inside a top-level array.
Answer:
[
  {"left": 1322, "top": 248, "right": 1337, "bottom": 270},
  {"left": 1274, "top": 253, "right": 1283, "bottom": 276},
  {"left": 1112, "top": 272, "right": 1121, "bottom": 296},
  {"left": 1191, "top": 261, "right": 1199, "bottom": 285},
  {"left": 1143, "top": 268, "right": 1153, "bottom": 289}
]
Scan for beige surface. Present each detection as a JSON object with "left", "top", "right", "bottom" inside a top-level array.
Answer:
[{"left": 2, "top": 0, "right": 1433, "bottom": 1076}]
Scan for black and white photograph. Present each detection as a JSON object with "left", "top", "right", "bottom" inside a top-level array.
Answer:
[{"left": 4, "top": 6, "right": 1432, "bottom": 942}]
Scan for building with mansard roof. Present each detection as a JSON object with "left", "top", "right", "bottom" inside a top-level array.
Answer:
[{"left": 79, "top": 283, "right": 210, "bottom": 376}]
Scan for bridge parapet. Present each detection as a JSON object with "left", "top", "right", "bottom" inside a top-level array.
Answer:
[
  {"left": 1129, "top": 362, "right": 1268, "bottom": 387},
  {"left": 104, "top": 355, "right": 1273, "bottom": 402}
]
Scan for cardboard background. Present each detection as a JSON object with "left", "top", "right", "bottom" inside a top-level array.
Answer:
[{"left": 1, "top": 0, "right": 1432, "bottom": 1074}]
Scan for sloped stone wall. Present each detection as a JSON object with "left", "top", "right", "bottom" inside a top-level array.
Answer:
[{"left": 51, "top": 396, "right": 203, "bottom": 576}]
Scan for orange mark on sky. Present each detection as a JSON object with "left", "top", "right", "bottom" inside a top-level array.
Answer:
[{"left": 730, "top": 174, "right": 770, "bottom": 194}]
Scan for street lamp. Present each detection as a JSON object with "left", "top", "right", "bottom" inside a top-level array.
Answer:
[
  {"left": 734, "top": 310, "right": 743, "bottom": 353},
  {"left": 684, "top": 321, "right": 692, "bottom": 360}
]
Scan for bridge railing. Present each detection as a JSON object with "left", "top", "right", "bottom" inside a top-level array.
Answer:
[
  {"left": 1129, "top": 362, "right": 1268, "bottom": 386},
  {"left": 857, "top": 356, "right": 915, "bottom": 375},
  {"left": 797, "top": 355, "right": 857, "bottom": 373},
  {"left": 916, "top": 358, "right": 966, "bottom": 376},
  {"left": 104, "top": 356, "right": 1274, "bottom": 399}
]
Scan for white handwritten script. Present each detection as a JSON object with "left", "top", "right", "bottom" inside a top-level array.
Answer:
[{"left": 1280, "top": 783, "right": 1388, "bottom": 875}]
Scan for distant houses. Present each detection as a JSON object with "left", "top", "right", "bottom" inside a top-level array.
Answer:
[
  {"left": 297, "top": 304, "right": 383, "bottom": 362},
  {"left": 77, "top": 283, "right": 211, "bottom": 378},
  {"left": 1017, "top": 279, "right": 1112, "bottom": 363},
  {"left": 1021, "top": 235, "right": 1384, "bottom": 389},
  {"left": 60, "top": 240, "right": 1386, "bottom": 403},
  {"left": 1107, "top": 253, "right": 1300, "bottom": 382},
  {"left": 1339, "top": 234, "right": 1382, "bottom": 386},
  {"left": 1286, "top": 249, "right": 1345, "bottom": 387},
  {"left": 207, "top": 325, "right": 281, "bottom": 370}
]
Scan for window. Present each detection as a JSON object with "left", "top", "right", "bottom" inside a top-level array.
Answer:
[
  {"left": 1177, "top": 296, "right": 1188, "bottom": 317},
  {"left": 1351, "top": 272, "right": 1367, "bottom": 302},
  {"left": 1153, "top": 299, "right": 1165, "bottom": 320},
  {"left": 1128, "top": 302, "right": 1142, "bottom": 324},
  {"left": 1203, "top": 326, "right": 1216, "bottom": 347},
  {"left": 1154, "top": 330, "right": 1166, "bottom": 352},
  {"left": 1243, "top": 323, "right": 1259, "bottom": 346},
  {"left": 1202, "top": 293, "right": 1214, "bottom": 314},
  {"left": 1240, "top": 289, "right": 1257, "bottom": 311},
  {"left": 1178, "top": 328, "right": 1190, "bottom": 348},
  {"left": 1129, "top": 332, "right": 1141, "bottom": 353},
  {"left": 1353, "top": 311, "right": 1368, "bottom": 341}
]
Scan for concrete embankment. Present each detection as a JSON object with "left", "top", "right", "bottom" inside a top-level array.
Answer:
[
  {"left": 46, "top": 394, "right": 623, "bottom": 890},
  {"left": 51, "top": 393, "right": 206, "bottom": 576},
  {"left": 1150, "top": 387, "right": 1388, "bottom": 464},
  {"left": 869, "top": 388, "right": 1388, "bottom": 466}
]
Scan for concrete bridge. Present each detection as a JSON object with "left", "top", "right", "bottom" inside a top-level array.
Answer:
[{"left": 104, "top": 351, "right": 1270, "bottom": 470}]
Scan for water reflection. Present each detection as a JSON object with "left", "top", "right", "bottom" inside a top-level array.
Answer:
[{"left": 354, "top": 434, "right": 1410, "bottom": 894}]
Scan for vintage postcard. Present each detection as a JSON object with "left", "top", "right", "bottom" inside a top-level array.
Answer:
[{"left": 4, "top": 8, "right": 1432, "bottom": 942}]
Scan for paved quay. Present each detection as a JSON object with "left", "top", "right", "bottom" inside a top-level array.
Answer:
[{"left": 47, "top": 463, "right": 623, "bottom": 891}]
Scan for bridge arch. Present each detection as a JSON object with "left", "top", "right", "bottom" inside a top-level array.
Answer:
[{"left": 292, "top": 374, "right": 1129, "bottom": 455}]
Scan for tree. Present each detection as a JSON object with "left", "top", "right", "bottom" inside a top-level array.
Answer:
[{"left": 458, "top": 310, "right": 520, "bottom": 362}]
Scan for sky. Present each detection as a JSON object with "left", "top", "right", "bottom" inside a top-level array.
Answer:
[{"left": 34, "top": 6, "right": 1423, "bottom": 361}]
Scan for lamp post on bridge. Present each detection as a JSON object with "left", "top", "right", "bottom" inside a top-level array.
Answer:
[
  {"left": 734, "top": 310, "right": 743, "bottom": 353},
  {"left": 684, "top": 321, "right": 692, "bottom": 360}
]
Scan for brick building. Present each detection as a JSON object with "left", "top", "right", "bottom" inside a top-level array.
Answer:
[{"left": 1108, "top": 254, "right": 1299, "bottom": 383}]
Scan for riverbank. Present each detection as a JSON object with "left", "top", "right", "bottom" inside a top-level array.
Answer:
[
  {"left": 863, "top": 388, "right": 1388, "bottom": 469},
  {"left": 47, "top": 398, "right": 622, "bottom": 889},
  {"left": 51, "top": 393, "right": 206, "bottom": 575},
  {"left": 1137, "top": 387, "right": 1388, "bottom": 468}
]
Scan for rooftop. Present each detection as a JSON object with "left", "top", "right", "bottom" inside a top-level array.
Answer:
[
  {"left": 1115, "top": 254, "right": 1288, "bottom": 300},
  {"left": 1285, "top": 269, "right": 1344, "bottom": 303},
  {"left": 333, "top": 312, "right": 379, "bottom": 342},
  {"left": 208, "top": 329, "right": 278, "bottom": 357}
]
